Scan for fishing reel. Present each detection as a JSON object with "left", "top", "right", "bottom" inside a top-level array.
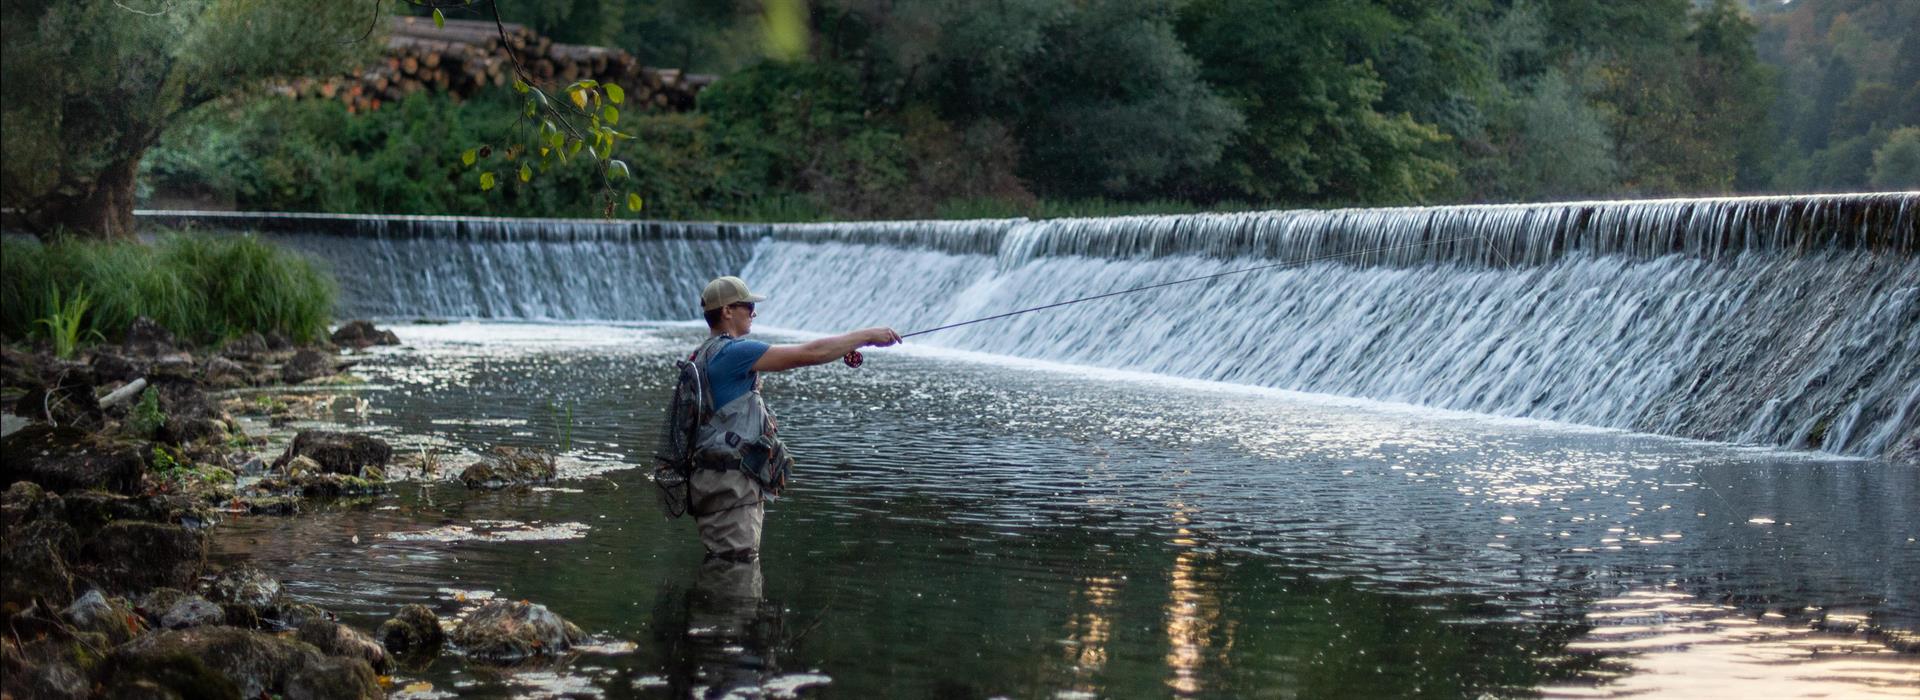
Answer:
[{"left": 842, "top": 350, "right": 863, "bottom": 368}]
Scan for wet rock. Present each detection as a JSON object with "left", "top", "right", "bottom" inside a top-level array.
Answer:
[
  {"left": 62, "top": 492, "right": 213, "bottom": 536},
  {"left": 252, "top": 472, "right": 388, "bottom": 499},
  {"left": 377, "top": 604, "right": 446, "bottom": 655},
  {"left": 64, "top": 590, "right": 147, "bottom": 644},
  {"left": 459, "top": 446, "right": 557, "bottom": 489},
  {"left": 298, "top": 618, "right": 391, "bottom": 673},
  {"left": 200, "top": 356, "right": 252, "bottom": 390},
  {"left": 1, "top": 519, "right": 79, "bottom": 614},
  {"left": 89, "top": 352, "right": 143, "bottom": 384},
  {"left": 159, "top": 594, "right": 225, "bottom": 629},
  {"left": 123, "top": 317, "right": 178, "bottom": 357},
  {"left": 272, "top": 430, "right": 392, "bottom": 477},
  {"left": 331, "top": 320, "right": 401, "bottom": 350},
  {"left": 102, "top": 626, "right": 381, "bottom": 700},
  {"left": 0, "top": 424, "right": 145, "bottom": 494},
  {"left": 221, "top": 332, "right": 270, "bottom": 360},
  {"left": 277, "top": 602, "right": 332, "bottom": 630},
  {"left": 134, "top": 588, "right": 189, "bottom": 626},
  {"left": 280, "top": 349, "right": 336, "bottom": 384},
  {"left": 207, "top": 567, "right": 286, "bottom": 628},
  {"left": 451, "top": 600, "right": 585, "bottom": 664},
  {"left": 236, "top": 494, "right": 301, "bottom": 515},
  {"left": 147, "top": 375, "right": 226, "bottom": 446},
  {"left": 2, "top": 636, "right": 96, "bottom": 700},
  {"left": 77, "top": 520, "right": 208, "bottom": 594},
  {"left": 13, "top": 364, "right": 105, "bottom": 430},
  {"left": 2, "top": 481, "right": 66, "bottom": 529}
]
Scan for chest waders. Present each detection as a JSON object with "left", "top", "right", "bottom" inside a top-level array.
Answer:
[{"left": 688, "top": 336, "right": 793, "bottom": 517}]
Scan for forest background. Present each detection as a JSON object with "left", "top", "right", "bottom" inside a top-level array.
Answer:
[{"left": 130, "top": 0, "right": 1920, "bottom": 221}]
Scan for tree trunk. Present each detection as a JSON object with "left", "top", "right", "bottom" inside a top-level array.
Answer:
[{"left": 31, "top": 154, "right": 142, "bottom": 241}]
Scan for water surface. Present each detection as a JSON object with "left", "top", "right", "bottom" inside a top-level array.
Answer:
[{"left": 213, "top": 322, "right": 1920, "bottom": 698}]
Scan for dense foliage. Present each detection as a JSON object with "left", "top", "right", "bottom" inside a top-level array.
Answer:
[
  {"left": 0, "top": 0, "right": 371, "bottom": 237},
  {"left": 138, "top": 0, "right": 1915, "bottom": 221},
  {"left": 0, "top": 233, "right": 336, "bottom": 345}
]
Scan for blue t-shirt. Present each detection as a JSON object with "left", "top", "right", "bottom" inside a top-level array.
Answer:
[{"left": 706, "top": 338, "right": 770, "bottom": 408}]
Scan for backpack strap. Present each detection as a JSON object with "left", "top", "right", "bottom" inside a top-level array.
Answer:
[{"left": 690, "top": 335, "right": 736, "bottom": 421}]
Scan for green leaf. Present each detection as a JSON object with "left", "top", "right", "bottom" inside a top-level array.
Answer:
[
  {"left": 461, "top": 148, "right": 477, "bottom": 166},
  {"left": 432, "top": 8, "right": 445, "bottom": 28},
  {"left": 479, "top": 171, "right": 496, "bottom": 191},
  {"left": 519, "top": 163, "right": 532, "bottom": 182},
  {"left": 627, "top": 192, "right": 644, "bottom": 212},
  {"left": 607, "top": 159, "right": 630, "bottom": 180},
  {"left": 605, "top": 83, "right": 624, "bottom": 104},
  {"left": 602, "top": 105, "right": 619, "bottom": 125},
  {"left": 547, "top": 130, "right": 565, "bottom": 150},
  {"left": 567, "top": 138, "right": 584, "bottom": 158},
  {"left": 513, "top": 79, "right": 530, "bottom": 94}
]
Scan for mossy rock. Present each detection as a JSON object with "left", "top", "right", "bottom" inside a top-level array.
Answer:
[
  {"left": 101, "top": 627, "right": 380, "bottom": 700},
  {"left": 0, "top": 425, "right": 145, "bottom": 495}
]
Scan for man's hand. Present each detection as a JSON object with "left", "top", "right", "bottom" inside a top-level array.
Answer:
[
  {"left": 862, "top": 327, "right": 903, "bottom": 347},
  {"left": 755, "top": 326, "right": 903, "bottom": 372}
]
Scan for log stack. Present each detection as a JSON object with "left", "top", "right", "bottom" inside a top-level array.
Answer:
[{"left": 275, "top": 16, "right": 713, "bottom": 114}]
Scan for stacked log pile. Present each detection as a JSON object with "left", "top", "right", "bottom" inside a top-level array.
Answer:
[{"left": 276, "top": 16, "right": 713, "bottom": 114}]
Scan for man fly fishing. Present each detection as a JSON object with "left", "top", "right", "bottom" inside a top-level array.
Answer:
[{"left": 657, "top": 276, "right": 900, "bottom": 562}]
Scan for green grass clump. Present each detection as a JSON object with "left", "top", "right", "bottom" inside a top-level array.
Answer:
[
  {"left": 1, "top": 231, "right": 335, "bottom": 347},
  {"left": 35, "top": 284, "right": 100, "bottom": 359}
]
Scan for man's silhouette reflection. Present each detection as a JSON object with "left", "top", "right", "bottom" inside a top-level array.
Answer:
[{"left": 658, "top": 556, "right": 786, "bottom": 698}]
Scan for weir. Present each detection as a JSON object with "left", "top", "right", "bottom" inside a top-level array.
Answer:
[{"left": 138, "top": 193, "right": 1920, "bottom": 461}]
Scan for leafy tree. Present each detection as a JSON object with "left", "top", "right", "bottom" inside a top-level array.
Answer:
[
  {"left": 1176, "top": 0, "right": 1451, "bottom": 204},
  {"left": 1868, "top": 127, "right": 1920, "bottom": 190},
  {"left": 0, "top": 0, "right": 372, "bottom": 239}
]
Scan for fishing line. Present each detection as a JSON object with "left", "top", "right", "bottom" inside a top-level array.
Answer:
[{"left": 898, "top": 233, "right": 1501, "bottom": 339}]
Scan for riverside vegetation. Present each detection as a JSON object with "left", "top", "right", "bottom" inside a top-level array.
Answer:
[{"left": 0, "top": 236, "right": 598, "bottom": 697}]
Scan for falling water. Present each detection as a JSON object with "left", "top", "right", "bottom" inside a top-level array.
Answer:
[{"left": 139, "top": 193, "right": 1920, "bottom": 459}]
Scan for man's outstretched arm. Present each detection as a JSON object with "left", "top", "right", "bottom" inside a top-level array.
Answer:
[{"left": 754, "top": 327, "right": 900, "bottom": 372}]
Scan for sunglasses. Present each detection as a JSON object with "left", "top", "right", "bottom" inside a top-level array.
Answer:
[{"left": 729, "top": 302, "right": 756, "bottom": 315}]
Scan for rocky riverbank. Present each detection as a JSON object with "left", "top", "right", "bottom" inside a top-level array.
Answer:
[{"left": 1, "top": 319, "right": 589, "bottom": 699}]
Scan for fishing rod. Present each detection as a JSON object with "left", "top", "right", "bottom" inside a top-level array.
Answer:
[{"left": 841, "top": 232, "right": 1506, "bottom": 366}]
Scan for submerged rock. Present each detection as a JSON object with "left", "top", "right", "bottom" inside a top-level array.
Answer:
[
  {"left": 272, "top": 430, "right": 392, "bottom": 478},
  {"left": 102, "top": 626, "right": 382, "bottom": 700},
  {"left": 297, "top": 618, "right": 391, "bottom": 673},
  {"left": 451, "top": 600, "right": 585, "bottom": 664},
  {"left": 331, "top": 321, "right": 401, "bottom": 350},
  {"left": 459, "top": 446, "right": 557, "bottom": 489},
  {"left": 377, "top": 604, "right": 446, "bottom": 655}
]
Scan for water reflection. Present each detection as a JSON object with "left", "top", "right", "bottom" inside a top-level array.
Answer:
[{"left": 206, "top": 321, "right": 1917, "bottom": 698}]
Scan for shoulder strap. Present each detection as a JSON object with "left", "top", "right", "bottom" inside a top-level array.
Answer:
[{"left": 690, "top": 336, "right": 735, "bottom": 419}]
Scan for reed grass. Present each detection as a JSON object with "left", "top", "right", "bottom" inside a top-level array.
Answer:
[{"left": 1, "top": 231, "right": 336, "bottom": 347}]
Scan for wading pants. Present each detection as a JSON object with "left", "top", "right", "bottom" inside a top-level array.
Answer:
[{"left": 690, "top": 468, "right": 764, "bottom": 559}]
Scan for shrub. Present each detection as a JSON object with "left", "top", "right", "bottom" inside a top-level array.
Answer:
[{"left": 0, "top": 231, "right": 335, "bottom": 346}]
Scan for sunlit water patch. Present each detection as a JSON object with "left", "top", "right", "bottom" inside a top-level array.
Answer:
[{"left": 211, "top": 321, "right": 1919, "bottom": 698}]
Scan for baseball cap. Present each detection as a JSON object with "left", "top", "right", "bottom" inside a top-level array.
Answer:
[{"left": 701, "top": 276, "right": 768, "bottom": 311}]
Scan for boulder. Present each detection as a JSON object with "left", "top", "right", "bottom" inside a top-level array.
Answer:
[
  {"left": 459, "top": 446, "right": 557, "bottom": 489},
  {"left": 63, "top": 590, "right": 147, "bottom": 645},
  {"left": 0, "top": 424, "right": 145, "bottom": 495},
  {"left": 279, "top": 350, "right": 335, "bottom": 385},
  {"left": 134, "top": 588, "right": 190, "bottom": 626},
  {"left": 200, "top": 356, "right": 252, "bottom": 390},
  {"left": 123, "top": 317, "right": 179, "bottom": 357},
  {"left": 221, "top": 332, "right": 270, "bottom": 360},
  {"left": 1, "top": 636, "right": 95, "bottom": 700},
  {"left": 101, "top": 626, "right": 381, "bottom": 700},
  {"left": 206, "top": 567, "right": 286, "bottom": 628},
  {"left": 1, "top": 519, "right": 79, "bottom": 614},
  {"left": 272, "top": 430, "right": 392, "bottom": 478},
  {"left": 148, "top": 376, "right": 225, "bottom": 445},
  {"left": 76, "top": 520, "right": 208, "bottom": 594},
  {"left": 159, "top": 594, "right": 225, "bottom": 629},
  {"left": 277, "top": 602, "right": 332, "bottom": 631},
  {"left": 264, "top": 332, "right": 293, "bottom": 352},
  {"left": 451, "top": 600, "right": 584, "bottom": 664},
  {"left": 62, "top": 492, "right": 213, "bottom": 536},
  {"left": 2, "top": 481, "right": 66, "bottom": 529},
  {"left": 0, "top": 345, "right": 41, "bottom": 389},
  {"left": 297, "top": 618, "right": 391, "bottom": 673},
  {"left": 376, "top": 604, "right": 445, "bottom": 655},
  {"left": 331, "top": 321, "right": 401, "bottom": 350}
]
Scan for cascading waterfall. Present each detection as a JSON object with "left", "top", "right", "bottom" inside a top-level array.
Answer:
[{"left": 139, "top": 193, "right": 1920, "bottom": 460}]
